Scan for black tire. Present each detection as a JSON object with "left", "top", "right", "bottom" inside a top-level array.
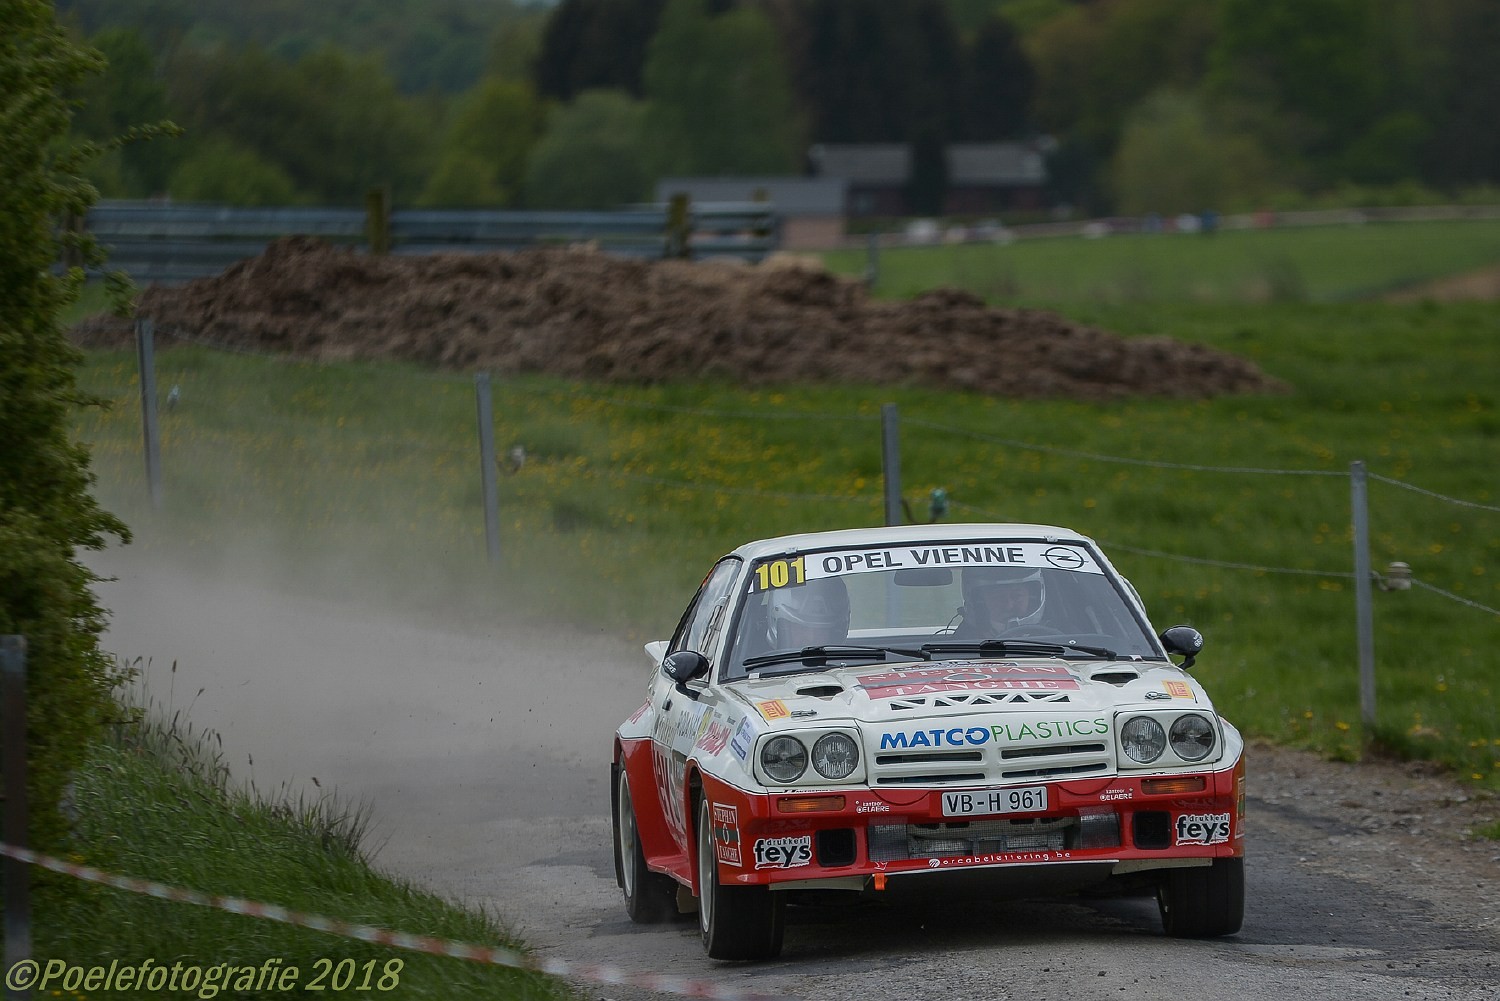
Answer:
[
  {"left": 696, "top": 796, "right": 785, "bottom": 960},
  {"left": 614, "top": 765, "right": 677, "bottom": 923},
  {"left": 1158, "top": 857, "right": 1244, "bottom": 937}
]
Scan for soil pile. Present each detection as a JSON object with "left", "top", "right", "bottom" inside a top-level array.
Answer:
[{"left": 74, "top": 237, "right": 1286, "bottom": 399}]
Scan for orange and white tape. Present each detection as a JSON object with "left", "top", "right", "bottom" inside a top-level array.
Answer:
[{"left": 0, "top": 842, "right": 785, "bottom": 1000}]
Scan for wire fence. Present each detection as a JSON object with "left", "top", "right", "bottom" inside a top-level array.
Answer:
[{"left": 89, "top": 322, "right": 1497, "bottom": 616}]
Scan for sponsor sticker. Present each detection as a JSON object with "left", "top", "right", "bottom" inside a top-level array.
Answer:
[
  {"left": 801, "top": 543, "right": 1104, "bottom": 580},
  {"left": 877, "top": 716, "right": 1109, "bottom": 751},
  {"left": 1163, "top": 680, "right": 1194, "bottom": 700},
  {"left": 711, "top": 803, "right": 741, "bottom": 865},
  {"left": 1175, "top": 812, "right": 1232, "bottom": 845},
  {"left": 858, "top": 663, "right": 1080, "bottom": 699},
  {"left": 695, "top": 716, "right": 734, "bottom": 756},
  {"left": 729, "top": 716, "right": 754, "bottom": 761},
  {"left": 754, "top": 835, "right": 813, "bottom": 869},
  {"left": 756, "top": 699, "right": 791, "bottom": 721}
]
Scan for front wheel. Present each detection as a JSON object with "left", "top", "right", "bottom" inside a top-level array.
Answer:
[
  {"left": 1158, "top": 857, "right": 1244, "bottom": 937},
  {"left": 696, "top": 796, "right": 784, "bottom": 960},
  {"left": 614, "top": 765, "right": 677, "bottom": 923}
]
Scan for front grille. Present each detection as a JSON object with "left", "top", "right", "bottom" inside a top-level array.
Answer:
[{"left": 868, "top": 817, "right": 1074, "bottom": 862}]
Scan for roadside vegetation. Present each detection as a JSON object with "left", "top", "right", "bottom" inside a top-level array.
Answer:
[
  {"left": 39, "top": 672, "right": 568, "bottom": 1000},
  {"left": 70, "top": 222, "right": 1499, "bottom": 790}
]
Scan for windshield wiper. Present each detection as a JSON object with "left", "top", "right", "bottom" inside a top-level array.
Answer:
[
  {"left": 922, "top": 639, "right": 1118, "bottom": 660},
  {"left": 743, "top": 644, "right": 932, "bottom": 673}
]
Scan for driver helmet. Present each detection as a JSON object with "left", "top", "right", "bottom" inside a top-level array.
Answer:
[
  {"left": 767, "top": 576, "right": 850, "bottom": 649},
  {"left": 962, "top": 565, "right": 1046, "bottom": 632}
]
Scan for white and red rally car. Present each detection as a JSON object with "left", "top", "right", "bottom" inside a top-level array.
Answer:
[{"left": 612, "top": 524, "right": 1244, "bottom": 960}]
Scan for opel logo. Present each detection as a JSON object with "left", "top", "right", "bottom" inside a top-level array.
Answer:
[{"left": 1043, "top": 547, "right": 1085, "bottom": 570}]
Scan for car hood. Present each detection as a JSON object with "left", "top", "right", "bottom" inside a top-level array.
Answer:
[{"left": 725, "top": 657, "right": 1213, "bottom": 724}]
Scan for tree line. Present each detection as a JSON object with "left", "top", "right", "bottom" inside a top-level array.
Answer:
[{"left": 59, "top": 0, "right": 1500, "bottom": 216}]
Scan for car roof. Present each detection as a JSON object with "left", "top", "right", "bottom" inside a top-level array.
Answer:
[{"left": 729, "top": 523, "right": 1099, "bottom": 561}]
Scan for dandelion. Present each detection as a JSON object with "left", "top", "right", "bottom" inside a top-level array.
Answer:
[{"left": 1335, "top": 721, "right": 1350, "bottom": 731}]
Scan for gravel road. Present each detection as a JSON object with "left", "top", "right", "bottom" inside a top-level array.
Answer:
[{"left": 92, "top": 549, "right": 1500, "bottom": 1001}]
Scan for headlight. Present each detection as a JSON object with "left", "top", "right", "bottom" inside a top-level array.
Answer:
[
  {"left": 761, "top": 736, "right": 807, "bottom": 782},
  {"left": 811, "top": 733, "right": 859, "bottom": 780},
  {"left": 1169, "top": 713, "right": 1216, "bottom": 761},
  {"left": 1121, "top": 716, "right": 1166, "bottom": 763}
]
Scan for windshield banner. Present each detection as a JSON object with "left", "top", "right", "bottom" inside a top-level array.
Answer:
[{"left": 802, "top": 542, "right": 1104, "bottom": 579}]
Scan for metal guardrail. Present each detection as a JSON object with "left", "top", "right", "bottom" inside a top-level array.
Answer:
[{"left": 82, "top": 200, "right": 781, "bottom": 284}]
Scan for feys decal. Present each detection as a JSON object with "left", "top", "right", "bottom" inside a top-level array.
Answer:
[
  {"left": 754, "top": 835, "right": 813, "bottom": 869},
  {"left": 1175, "top": 812, "right": 1232, "bottom": 845}
]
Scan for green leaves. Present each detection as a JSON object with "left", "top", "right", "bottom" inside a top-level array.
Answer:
[{"left": 1, "top": 0, "right": 131, "bottom": 851}]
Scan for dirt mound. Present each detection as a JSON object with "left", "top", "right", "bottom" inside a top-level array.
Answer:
[
  {"left": 73, "top": 236, "right": 1286, "bottom": 400},
  {"left": 1384, "top": 262, "right": 1500, "bottom": 302}
]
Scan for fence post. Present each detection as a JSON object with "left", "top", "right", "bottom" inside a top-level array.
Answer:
[
  {"left": 665, "top": 194, "right": 690, "bottom": 260},
  {"left": 365, "top": 186, "right": 391, "bottom": 256},
  {"left": 2, "top": 636, "right": 30, "bottom": 1001},
  {"left": 881, "top": 404, "right": 902, "bottom": 527},
  {"left": 865, "top": 232, "right": 880, "bottom": 288},
  {"left": 136, "top": 318, "right": 163, "bottom": 509},
  {"left": 475, "top": 374, "right": 501, "bottom": 564},
  {"left": 1350, "top": 460, "right": 1376, "bottom": 732}
]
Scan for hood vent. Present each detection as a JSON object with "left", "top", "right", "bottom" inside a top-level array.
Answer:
[
  {"left": 797, "top": 684, "right": 845, "bottom": 698},
  {"left": 1089, "top": 669, "right": 1141, "bottom": 686}
]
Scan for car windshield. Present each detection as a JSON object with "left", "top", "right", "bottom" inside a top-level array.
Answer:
[{"left": 723, "top": 539, "right": 1162, "bottom": 679}]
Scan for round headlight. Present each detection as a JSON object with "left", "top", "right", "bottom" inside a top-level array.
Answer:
[
  {"left": 1121, "top": 716, "right": 1166, "bottom": 764},
  {"left": 1169, "top": 713, "right": 1216, "bottom": 761},
  {"left": 761, "top": 735, "right": 807, "bottom": 782},
  {"left": 811, "top": 733, "right": 860, "bottom": 780}
]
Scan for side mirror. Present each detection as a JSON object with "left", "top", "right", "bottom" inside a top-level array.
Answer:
[
  {"left": 662, "top": 650, "right": 710, "bottom": 697},
  {"left": 1159, "top": 625, "right": 1204, "bottom": 671}
]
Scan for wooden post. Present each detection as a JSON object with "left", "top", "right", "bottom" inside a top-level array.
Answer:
[
  {"left": 365, "top": 186, "right": 392, "bottom": 256},
  {"left": 665, "top": 194, "right": 690, "bottom": 260},
  {"left": 2, "top": 636, "right": 30, "bottom": 1001}
]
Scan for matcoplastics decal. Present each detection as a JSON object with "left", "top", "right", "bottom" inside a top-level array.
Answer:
[{"left": 877, "top": 715, "right": 1109, "bottom": 751}]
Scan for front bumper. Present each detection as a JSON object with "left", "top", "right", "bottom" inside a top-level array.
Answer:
[{"left": 705, "top": 759, "right": 1245, "bottom": 889}]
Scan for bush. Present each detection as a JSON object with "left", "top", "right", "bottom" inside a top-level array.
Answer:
[{"left": 0, "top": 0, "right": 131, "bottom": 850}]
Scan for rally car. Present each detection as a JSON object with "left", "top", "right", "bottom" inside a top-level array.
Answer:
[{"left": 611, "top": 524, "right": 1244, "bottom": 960}]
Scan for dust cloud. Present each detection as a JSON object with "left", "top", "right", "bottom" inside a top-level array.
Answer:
[{"left": 88, "top": 536, "right": 653, "bottom": 864}]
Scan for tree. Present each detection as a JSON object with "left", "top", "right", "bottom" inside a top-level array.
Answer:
[
  {"left": 0, "top": 0, "right": 131, "bottom": 852},
  {"left": 1422, "top": 0, "right": 1500, "bottom": 187},
  {"left": 71, "top": 27, "right": 178, "bottom": 195},
  {"left": 524, "top": 89, "right": 653, "bottom": 209},
  {"left": 164, "top": 44, "right": 435, "bottom": 204},
  {"left": 962, "top": 13, "right": 1035, "bottom": 140},
  {"left": 642, "top": 0, "right": 803, "bottom": 176},
  {"left": 1111, "top": 90, "right": 1276, "bottom": 214},
  {"left": 782, "top": 0, "right": 966, "bottom": 143},
  {"left": 418, "top": 77, "right": 544, "bottom": 206},
  {"left": 533, "top": 0, "right": 667, "bottom": 101}
]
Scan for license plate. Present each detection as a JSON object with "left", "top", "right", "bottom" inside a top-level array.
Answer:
[{"left": 941, "top": 786, "right": 1048, "bottom": 817}]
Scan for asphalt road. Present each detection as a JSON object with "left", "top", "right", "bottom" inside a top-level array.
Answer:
[{"left": 92, "top": 549, "right": 1500, "bottom": 1001}]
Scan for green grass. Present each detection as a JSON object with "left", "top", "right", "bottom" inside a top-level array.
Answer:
[
  {"left": 823, "top": 219, "right": 1500, "bottom": 305},
  {"left": 36, "top": 685, "right": 569, "bottom": 1000}
]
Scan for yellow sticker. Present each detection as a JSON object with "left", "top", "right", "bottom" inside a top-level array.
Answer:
[
  {"left": 756, "top": 699, "right": 790, "bottom": 720},
  {"left": 751, "top": 556, "right": 806, "bottom": 592},
  {"left": 1164, "top": 680, "right": 1193, "bottom": 699}
]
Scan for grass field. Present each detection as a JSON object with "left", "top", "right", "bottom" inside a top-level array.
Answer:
[
  {"left": 70, "top": 222, "right": 1500, "bottom": 790},
  {"left": 822, "top": 218, "right": 1500, "bottom": 306}
]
